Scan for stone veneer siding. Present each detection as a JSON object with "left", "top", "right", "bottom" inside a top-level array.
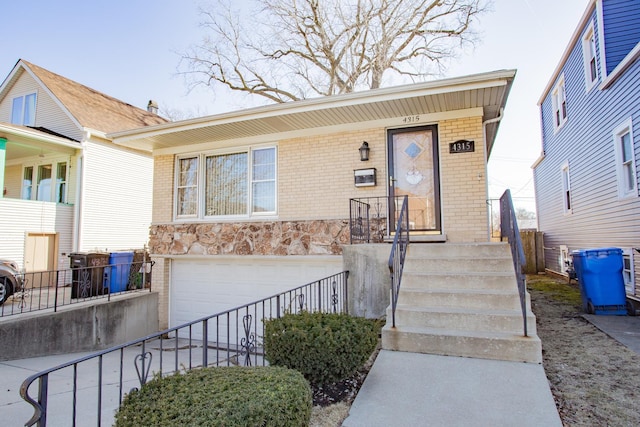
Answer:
[{"left": 149, "top": 219, "right": 350, "bottom": 256}]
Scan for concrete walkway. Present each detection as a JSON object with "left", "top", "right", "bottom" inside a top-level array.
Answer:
[
  {"left": 342, "top": 350, "right": 562, "bottom": 427},
  {"left": 2, "top": 352, "right": 92, "bottom": 426},
  {"left": 4, "top": 313, "right": 640, "bottom": 426},
  {"left": 583, "top": 314, "right": 640, "bottom": 355},
  {"left": 344, "top": 312, "right": 640, "bottom": 427}
]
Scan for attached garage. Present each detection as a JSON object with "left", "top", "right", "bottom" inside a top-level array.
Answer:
[{"left": 170, "top": 255, "right": 342, "bottom": 338}]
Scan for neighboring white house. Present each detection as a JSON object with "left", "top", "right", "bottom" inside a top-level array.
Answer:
[{"left": 0, "top": 59, "right": 167, "bottom": 274}]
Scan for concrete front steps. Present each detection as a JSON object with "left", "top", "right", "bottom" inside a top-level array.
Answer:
[{"left": 381, "top": 243, "right": 542, "bottom": 364}]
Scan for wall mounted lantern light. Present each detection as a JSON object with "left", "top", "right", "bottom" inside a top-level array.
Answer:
[{"left": 359, "top": 141, "right": 370, "bottom": 161}]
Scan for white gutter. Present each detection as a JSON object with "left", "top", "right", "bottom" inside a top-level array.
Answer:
[
  {"left": 483, "top": 108, "right": 504, "bottom": 241},
  {"left": 531, "top": 151, "right": 546, "bottom": 169},
  {"left": 108, "top": 69, "right": 516, "bottom": 144}
]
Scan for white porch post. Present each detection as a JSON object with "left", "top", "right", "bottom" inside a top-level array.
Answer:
[{"left": 0, "top": 137, "right": 6, "bottom": 198}]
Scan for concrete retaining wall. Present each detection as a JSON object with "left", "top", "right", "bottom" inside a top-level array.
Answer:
[
  {"left": 0, "top": 292, "right": 159, "bottom": 361},
  {"left": 343, "top": 244, "right": 391, "bottom": 319}
]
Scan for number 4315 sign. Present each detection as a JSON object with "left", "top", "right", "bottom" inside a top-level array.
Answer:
[{"left": 449, "top": 139, "right": 474, "bottom": 154}]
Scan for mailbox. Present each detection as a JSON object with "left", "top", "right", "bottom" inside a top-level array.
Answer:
[{"left": 354, "top": 168, "right": 376, "bottom": 187}]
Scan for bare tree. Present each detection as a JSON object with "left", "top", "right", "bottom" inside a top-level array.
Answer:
[
  {"left": 159, "top": 104, "right": 210, "bottom": 122},
  {"left": 180, "top": 0, "right": 490, "bottom": 103},
  {"left": 515, "top": 207, "right": 536, "bottom": 221}
]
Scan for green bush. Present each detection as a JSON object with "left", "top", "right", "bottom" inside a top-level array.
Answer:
[
  {"left": 114, "top": 366, "right": 311, "bottom": 427},
  {"left": 263, "top": 311, "right": 379, "bottom": 385}
]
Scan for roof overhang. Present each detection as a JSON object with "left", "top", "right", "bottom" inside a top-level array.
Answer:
[
  {"left": 0, "top": 123, "right": 80, "bottom": 161},
  {"left": 109, "top": 69, "right": 516, "bottom": 158}
]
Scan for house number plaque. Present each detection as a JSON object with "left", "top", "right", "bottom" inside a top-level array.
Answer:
[{"left": 449, "top": 139, "right": 474, "bottom": 154}]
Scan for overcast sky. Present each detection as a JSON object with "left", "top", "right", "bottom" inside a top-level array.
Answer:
[{"left": 1, "top": 0, "right": 590, "bottom": 212}]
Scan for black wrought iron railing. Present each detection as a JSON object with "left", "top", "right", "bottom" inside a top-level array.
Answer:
[
  {"left": 0, "top": 259, "right": 153, "bottom": 318},
  {"left": 349, "top": 198, "right": 371, "bottom": 243},
  {"left": 19, "top": 271, "right": 349, "bottom": 427},
  {"left": 388, "top": 195, "right": 410, "bottom": 328},
  {"left": 499, "top": 189, "right": 528, "bottom": 337},
  {"left": 349, "top": 197, "right": 389, "bottom": 243},
  {"left": 350, "top": 195, "right": 418, "bottom": 244}
]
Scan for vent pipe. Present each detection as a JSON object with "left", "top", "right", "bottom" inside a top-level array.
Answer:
[{"left": 147, "top": 100, "right": 158, "bottom": 114}]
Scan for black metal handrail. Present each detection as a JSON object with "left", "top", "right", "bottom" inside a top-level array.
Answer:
[
  {"left": 19, "top": 271, "right": 349, "bottom": 427},
  {"left": 500, "top": 189, "right": 528, "bottom": 337},
  {"left": 388, "top": 195, "right": 410, "bottom": 328},
  {"left": 1, "top": 260, "right": 153, "bottom": 318}
]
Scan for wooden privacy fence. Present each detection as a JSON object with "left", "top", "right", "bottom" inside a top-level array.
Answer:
[{"left": 520, "top": 230, "right": 544, "bottom": 274}]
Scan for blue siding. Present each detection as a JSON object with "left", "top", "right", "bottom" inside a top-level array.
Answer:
[
  {"left": 534, "top": 3, "right": 640, "bottom": 275},
  {"left": 602, "top": 0, "right": 640, "bottom": 74}
]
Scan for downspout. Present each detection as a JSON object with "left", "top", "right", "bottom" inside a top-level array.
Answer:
[
  {"left": 482, "top": 108, "right": 504, "bottom": 241},
  {"left": 72, "top": 131, "right": 89, "bottom": 252}
]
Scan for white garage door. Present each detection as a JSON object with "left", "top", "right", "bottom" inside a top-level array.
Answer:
[{"left": 170, "top": 256, "right": 342, "bottom": 340}]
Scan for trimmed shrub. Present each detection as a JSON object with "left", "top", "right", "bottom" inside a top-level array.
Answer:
[
  {"left": 263, "top": 311, "right": 379, "bottom": 385},
  {"left": 114, "top": 366, "right": 311, "bottom": 427}
]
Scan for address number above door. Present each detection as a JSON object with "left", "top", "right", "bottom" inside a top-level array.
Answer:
[{"left": 449, "top": 139, "right": 474, "bottom": 154}]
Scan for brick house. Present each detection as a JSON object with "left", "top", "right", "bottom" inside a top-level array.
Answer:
[{"left": 110, "top": 70, "right": 515, "bottom": 331}]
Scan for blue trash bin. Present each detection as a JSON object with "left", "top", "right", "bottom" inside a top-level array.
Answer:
[
  {"left": 571, "top": 248, "right": 627, "bottom": 315},
  {"left": 108, "top": 252, "right": 134, "bottom": 293}
]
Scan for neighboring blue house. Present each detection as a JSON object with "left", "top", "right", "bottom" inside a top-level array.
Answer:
[{"left": 533, "top": 0, "right": 640, "bottom": 308}]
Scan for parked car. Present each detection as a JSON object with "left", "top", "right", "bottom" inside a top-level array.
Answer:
[{"left": 0, "top": 260, "right": 23, "bottom": 305}]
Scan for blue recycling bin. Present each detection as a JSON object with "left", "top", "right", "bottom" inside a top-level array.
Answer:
[
  {"left": 571, "top": 248, "right": 627, "bottom": 315},
  {"left": 108, "top": 251, "right": 134, "bottom": 293}
]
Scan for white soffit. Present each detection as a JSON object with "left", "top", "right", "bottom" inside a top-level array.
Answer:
[{"left": 110, "top": 69, "right": 515, "bottom": 152}]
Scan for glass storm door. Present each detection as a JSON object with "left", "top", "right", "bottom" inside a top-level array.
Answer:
[{"left": 387, "top": 126, "right": 441, "bottom": 232}]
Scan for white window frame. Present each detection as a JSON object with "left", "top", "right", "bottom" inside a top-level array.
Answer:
[
  {"left": 174, "top": 145, "right": 278, "bottom": 220},
  {"left": 552, "top": 76, "right": 568, "bottom": 132},
  {"left": 21, "top": 157, "right": 69, "bottom": 203},
  {"left": 621, "top": 248, "right": 635, "bottom": 295},
  {"left": 613, "top": 118, "right": 637, "bottom": 199},
  {"left": 175, "top": 156, "right": 200, "bottom": 218},
  {"left": 11, "top": 91, "right": 37, "bottom": 126},
  {"left": 561, "top": 161, "right": 572, "bottom": 214},
  {"left": 582, "top": 23, "right": 598, "bottom": 91}
]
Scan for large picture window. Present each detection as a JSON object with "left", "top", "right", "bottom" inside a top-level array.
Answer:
[
  {"left": 205, "top": 152, "right": 247, "bottom": 216},
  {"left": 176, "top": 146, "right": 277, "bottom": 219}
]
